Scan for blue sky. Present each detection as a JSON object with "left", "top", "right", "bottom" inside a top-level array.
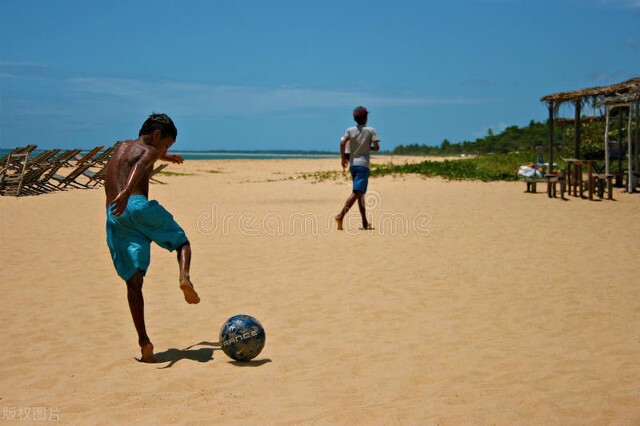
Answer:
[{"left": 1, "top": 0, "right": 639, "bottom": 151}]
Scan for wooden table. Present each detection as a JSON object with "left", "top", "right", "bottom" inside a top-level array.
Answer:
[
  {"left": 564, "top": 159, "right": 582, "bottom": 198},
  {"left": 563, "top": 159, "right": 612, "bottom": 200}
]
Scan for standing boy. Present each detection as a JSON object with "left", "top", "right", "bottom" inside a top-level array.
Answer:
[
  {"left": 335, "top": 106, "right": 380, "bottom": 231},
  {"left": 104, "top": 113, "right": 200, "bottom": 363}
]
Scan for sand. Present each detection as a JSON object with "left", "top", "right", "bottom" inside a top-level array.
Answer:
[{"left": 1, "top": 156, "right": 639, "bottom": 424}]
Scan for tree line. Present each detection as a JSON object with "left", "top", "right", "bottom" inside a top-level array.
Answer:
[{"left": 392, "top": 117, "right": 626, "bottom": 160}]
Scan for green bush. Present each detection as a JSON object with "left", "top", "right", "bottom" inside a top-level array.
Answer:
[{"left": 372, "top": 152, "right": 536, "bottom": 181}]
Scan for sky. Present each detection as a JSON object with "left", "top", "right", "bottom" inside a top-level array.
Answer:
[{"left": 1, "top": 0, "right": 639, "bottom": 152}]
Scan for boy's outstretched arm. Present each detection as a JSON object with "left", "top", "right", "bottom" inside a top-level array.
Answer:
[
  {"left": 110, "top": 150, "right": 158, "bottom": 216},
  {"left": 160, "top": 153, "right": 184, "bottom": 164},
  {"left": 371, "top": 140, "right": 380, "bottom": 152}
]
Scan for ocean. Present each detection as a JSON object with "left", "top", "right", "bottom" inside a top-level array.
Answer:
[
  {"left": 0, "top": 149, "right": 340, "bottom": 161},
  {"left": 173, "top": 151, "right": 339, "bottom": 160}
]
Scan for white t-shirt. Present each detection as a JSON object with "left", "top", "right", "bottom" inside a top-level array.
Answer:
[
  {"left": 343, "top": 125, "right": 380, "bottom": 168},
  {"left": 344, "top": 137, "right": 351, "bottom": 155}
]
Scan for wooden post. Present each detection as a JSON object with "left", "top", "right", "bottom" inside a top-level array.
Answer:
[
  {"left": 574, "top": 100, "right": 581, "bottom": 159},
  {"left": 605, "top": 106, "right": 611, "bottom": 175},
  {"left": 578, "top": 162, "right": 584, "bottom": 198},
  {"left": 635, "top": 101, "right": 639, "bottom": 192},
  {"left": 628, "top": 104, "right": 633, "bottom": 192},
  {"left": 588, "top": 161, "right": 593, "bottom": 200},
  {"left": 547, "top": 102, "right": 555, "bottom": 198},
  {"left": 617, "top": 107, "right": 623, "bottom": 180},
  {"left": 636, "top": 101, "right": 640, "bottom": 172}
]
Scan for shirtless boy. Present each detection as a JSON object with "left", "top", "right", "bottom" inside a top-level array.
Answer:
[{"left": 104, "top": 113, "right": 200, "bottom": 363}]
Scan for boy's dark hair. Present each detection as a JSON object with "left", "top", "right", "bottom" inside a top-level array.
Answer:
[
  {"left": 139, "top": 113, "right": 178, "bottom": 140},
  {"left": 353, "top": 106, "right": 368, "bottom": 125}
]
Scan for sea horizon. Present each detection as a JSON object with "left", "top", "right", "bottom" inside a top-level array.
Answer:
[
  {"left": 0, "top": 148, "right": 343, "bottom": 161},
  {"left": 172, "top": 149, "right": 340, "bottom": 160}
]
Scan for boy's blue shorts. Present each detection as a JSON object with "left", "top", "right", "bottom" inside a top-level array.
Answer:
[
  {"left": 106, "top": 195, "right": 188, "bottom": 281},
  {"left": 350, "top": 166, "right": 370, "bottom": 193}
]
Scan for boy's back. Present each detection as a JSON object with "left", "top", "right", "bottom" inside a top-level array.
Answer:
[
  {"left": 105, "top": 140, "right": 156, "bottom": 207},
  {"left": 344, "top": 125, "right": 380, "bottom": 168}
]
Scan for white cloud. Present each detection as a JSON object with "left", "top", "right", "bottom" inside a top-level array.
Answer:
[
  {"left": 462, "top": 78, "right": 492, "bottom": 88},
  {"left": 587, "top": 71, "right": 628, "bottom": 83},
  {"left": 600, "top": 0, "right": 640, "bottom": 8},
  {"left": 68, "top": 77, "right": 491, "bottom": 117},
  {"left": 472, "top": 122, "right": 510, "bottom": 139},
  {"left": 0, "top": 61, "right": 60, "bottom": 80},
  {"left": 626, "top": 37, "right": 639, "bottom": 50},
  {"left": 473, "top": 0, "right": 512, "bottom": 3}
]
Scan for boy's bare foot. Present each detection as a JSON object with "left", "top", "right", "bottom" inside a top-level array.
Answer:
[
  {"left": 141, "top": 342, "right": 155, "bottom": 363},
  {"left": 336, "top": 216, "right": 343, "bottom": 231},
  {"left": 180, "top": 278, "right": 200, "bottom": 304}
]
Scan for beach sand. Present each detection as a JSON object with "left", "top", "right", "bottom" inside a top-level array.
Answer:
[{"left": 1, "top": 156, "right": 639, "bottom": 424}]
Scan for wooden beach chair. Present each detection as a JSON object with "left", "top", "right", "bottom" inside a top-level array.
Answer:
[
  {"left": 26, "top": 149, "right": 61, "bottom": 168},
  {"left": 0, "top": 168, "right": 4, "bottom": 192},
  {"left": 0, "top": 145, "right": 38, "bottom": 170},
  {"left": 72, "top": 145, "right": 104, "bottom": 166},
  {"left": 0, "top": 145, "right": 38, "bottom": 164},
  {"left": 78, "top": 143, "right": 122, "bottom": 187},
  {"left": 1, "top": 161, "right": 52, "bottom": 196},
  {"left": 0, "top": 150, "right": 32, "bottom": 196},
  {"left": 6, "top": 150, "right": 82, "bottom": 194},
  {"left": 51, "top": 149, "right": 82, "bottom": 166},
  {"left": 90, "top": 143, "right": 119, "bottom": 168},
  {"left": 149, "top": 163, "right": 169, "bottom": 184},
  {"left": 1, "top": 148, "right": 85, "bottom": 195},
  {"left": 83, "top": 163, "right": 108, "bottom": 187},
  {"left": 34, "top": 150, "right": 84, "bottom": 193},
  {"left": 2, "top": 145, "right": 40, "bottom": 173},
  {"left": 49, "top": 161, "right": 97, "bottom": 189}
]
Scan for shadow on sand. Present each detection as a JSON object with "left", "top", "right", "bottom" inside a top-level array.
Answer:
[
  {"left": 147, "top": 341, "right": 220, "bottom": 369},
  {"left": 229, "top": 359, "right": 272, "bottom": 367},
  {"left": 145, "top": 341, "right": 272, "bottom": 369}
]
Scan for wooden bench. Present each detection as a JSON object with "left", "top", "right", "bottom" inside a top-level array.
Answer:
[
  {"left": 546, "top": 174, "right": 566, "bottom": 199},
  {"left": 523, "top": 177, "right": 546, "bottom": 193},
  {"left": 592, "top": 173, "right": 614, "bottom": 200}
]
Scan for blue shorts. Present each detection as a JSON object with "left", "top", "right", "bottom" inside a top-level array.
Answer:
[
  {"left": 350, "top": 166, "right": 370, "bottom": 193},
  {"left": 106, "top": 195, "right": 189, "bottom": 281}
]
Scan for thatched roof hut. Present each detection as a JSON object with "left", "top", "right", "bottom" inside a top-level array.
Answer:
[
  {"left": 539, "top": 77, "right": 639, "bottom": 194},
  {"left": 541, "top": 77, "right": 640, "bottom": 106}
]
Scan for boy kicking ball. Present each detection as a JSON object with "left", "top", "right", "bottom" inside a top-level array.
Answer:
[{"left": 104, "top": 113, "right": 200, "bottom": 363}]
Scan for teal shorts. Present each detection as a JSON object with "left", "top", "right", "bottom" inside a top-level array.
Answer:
[
  {"left": 350, "top": 166, "right": 370, "bottom": 193},
  {"left": 106, "top": 195, "right": 189, "bottom": 281}
]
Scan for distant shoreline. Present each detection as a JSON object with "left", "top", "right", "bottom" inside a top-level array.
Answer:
[
  {"left": 1, "top": 148, "right": 417, "bottom": 161},
  {"left": 172, "top": 151, "right": 340, "bottom": 160},
  {"left": 1, "top": 147, "right": 454, "bottom": 161},
  {"left": 0, "top": 148, "right": 341, "bottom": 161}
]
